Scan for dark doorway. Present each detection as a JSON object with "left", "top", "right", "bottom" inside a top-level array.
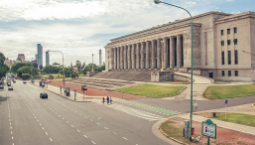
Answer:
[{"left": 209, "top": 73, "right": 213, "bottom": 78}]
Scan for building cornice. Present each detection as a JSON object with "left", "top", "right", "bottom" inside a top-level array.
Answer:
[
  {"left": 110, "top": 11, "right": 231, "bottom": 43},
  {"left": 215, "top": 11, "right": 255, "bottom": 24}
]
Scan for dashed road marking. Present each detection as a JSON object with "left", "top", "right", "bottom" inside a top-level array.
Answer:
[
  {"left": 104, "top": 127, "right": 108, "bottom": 130},
  {"left": 84, "top": 135, "right": 88, "bottom": 138},
  {"left": 113, "top": 132, "right": 117, "bottom": 134},
  {"left": 123, "top": 137, "right": 128, "bottom": 140},
  {"left": 66, "top": 121, "right": 69, "bottom": 123},
  {"left": 45, "top": 132, "right": 48, "bottom": 135},
  {"left": 42, "top": 127, "right": 44, "bottom": 130},
  {"left": 77, "top": 130, "right": 80, "bottom": 132},
  {"left": 71, "top": 125, "right": 74, "bottom": 127},
  {"left": 91, "top": 141, "right": 96, "bottom": 144},
  {"left": 49, "top": 138, "right": 53, "bottom": 141},
  {"left": 90, "top": 119, "right": 93, "bottom": 121},
  {"left": 96, "top": 123, "right": 100, "bottom": 125}
]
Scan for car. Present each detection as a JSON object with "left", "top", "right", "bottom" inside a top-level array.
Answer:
[
  {"left": 23, "top": 81, "right": 27, "bottom": 84},
  {"left": 40, "top": 93, "right": 48, "bottom": 99},
  {"left": 0, "top": 85, "right": 4, "bottom": 89},
  {"left": 8, "top": 86, "right": 13, "bottom": 91},
  {"left": 13, "top": 80, "right": 16, "bottom": 83}
]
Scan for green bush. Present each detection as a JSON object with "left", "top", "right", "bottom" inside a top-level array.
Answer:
[{"left": 22, "top": 73, "right": 31, "bottom": 80}]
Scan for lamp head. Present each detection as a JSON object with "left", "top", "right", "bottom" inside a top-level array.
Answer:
[{"left": 154, "top": 0, "right": 162, "bottom": 4}]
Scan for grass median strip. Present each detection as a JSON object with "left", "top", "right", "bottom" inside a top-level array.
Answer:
[
  {"left": 120, "top": 100, "right": 178, "bottom": 115},
  {"left": 204, "top": 84, "right": 255, "bottom": 99},
  {"left": 115, "top": 84, "right": 185, "bottom": 97},
  {"left": 209, "top": 112, "right": 255, "bottom": 127}
]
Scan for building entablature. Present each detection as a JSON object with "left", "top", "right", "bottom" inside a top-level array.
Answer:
[{"left": 215, "top": 11, "right": 255, "bottom": 24}]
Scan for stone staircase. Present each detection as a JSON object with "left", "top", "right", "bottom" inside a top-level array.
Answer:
[
  {"left": 92, "top": 71, "right": 151, "bottom": 82},
  {"left": 66, "top": 77, "right": 135, "bottom": 89}
]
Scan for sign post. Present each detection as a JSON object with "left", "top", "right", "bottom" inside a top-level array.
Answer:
[
  {"left": 225, "top": 99, "right": 228, "bottom": 119},
  {"left": 81, "top": 85, "right": 87, "bottom": 101},
  {"left": 74, "top": 89, "right": 77, "bottom": 101},
  {"left": 202, "top": 119, "right": 217, "bottom": 145}
]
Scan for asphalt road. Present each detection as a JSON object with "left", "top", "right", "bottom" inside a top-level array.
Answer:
[{"left": 0, "top": 80, "right": 172, "bottom": 145}]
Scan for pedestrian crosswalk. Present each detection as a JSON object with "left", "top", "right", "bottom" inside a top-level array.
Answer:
[{"left": 95, "top": 100, "right": 180, "bottom": 121}]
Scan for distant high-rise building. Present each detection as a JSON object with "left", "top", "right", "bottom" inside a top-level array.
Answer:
[
  {"left": 46, "top": 51, "right": 50, "bottom": 66},
  {"left": 35, "top": 54, "right": 38, "bottom": 63},
  {"left": 10, "top": 60, "right": 12, "bottom": 66},
  {"left": 37, "top": 44, "right": 43, "bottom": 68},
  {"left": 99, "top": 49, "right": 102, "bottom": 66},
  {"left": 17, "top": 54, "right": 25, "bottom": 62}
]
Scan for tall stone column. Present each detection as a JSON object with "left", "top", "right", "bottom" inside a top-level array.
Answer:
[
  {"left": 177, "top": 35, "right": 181, "bottom": 68},
  {"left": 114, "top": 48, "right": 116, "bottom": 70},
  {"left": 111, "top": 48, "right": 114, "bottom": 70},
  {"left": 151, "top": 40, "right": 155, "bottom": 69},
  {"left": 170, "top": 37, "right": 175, "bottom": 69},
  {"left": 157, "top": 39, "right": 161, "bottom": 69},
  {"left": 132, "top": 44, "right": 136, "bottom": 69},
  {"left": 117, "top": 47, "right": 119, "bottom": 70},
  {"left": 140, "top": 42, "right": 144, "bottom": 69},
  {"left": 120, "top": 47, "right": 123, "bottom": 70},
  {"left": 123, "top": 46, "right": 126, "bottom": 69},
  {"left": 136, "top": 43, "right": 140, "bottom": 69},
  {"left": 128, "top": 45, "right": 131, "bottom": 69},
  {"left": 146, "top": 41, "right": 149, "bottom": 69},
  {"left": 163, "top": 37, "right": 168, "bottom": 69}
]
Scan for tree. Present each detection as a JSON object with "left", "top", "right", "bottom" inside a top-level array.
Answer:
[
  {"left": 16, "top": 66, "right": 38, "bottom": 77},
  {"left": 33, "top": 63, "right": 38, "bottom": 68},
  {"left": 0, "top": 52, "right": 10, "bottom": 78},
  {"left": 82, "top": 63, "right": 97, "bottom": 74},
  {"left": 11, "top": 62, "right": 29, "bottom": 73},
  {"left": 39, "top": 65, "right": 43, "bottom": 70},
  {"left": 43, "top": 65, "right": 62, "bottom": 74}
]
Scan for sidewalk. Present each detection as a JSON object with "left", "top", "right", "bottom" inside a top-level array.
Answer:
[
  {"left": 33, "top": 80, "right": 122, "bottom": 103},
  {"left": 178, "top": 113, "right": 255, "bottom": 136}
]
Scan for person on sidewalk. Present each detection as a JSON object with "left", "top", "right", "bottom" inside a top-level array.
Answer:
[
  {"left": 110, "top": 97, "right": 112, "bottom": 104},
  {"left": 102, "top": 97, "right": 105, "bottom": 104},
  {"left": 107, "top": 96, "right": 109, "bottom": 104}
]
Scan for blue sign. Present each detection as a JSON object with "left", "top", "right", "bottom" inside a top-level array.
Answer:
[
  {"left": 84, "top": 85, "right": 86, "bottom": 87},
  {"left": 225, "top": 99, "right": 228, "bottom": 104}
]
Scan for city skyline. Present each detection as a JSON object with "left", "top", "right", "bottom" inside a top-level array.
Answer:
[{"left": 0, "top": 0, "right": 254, "bottom": 66}]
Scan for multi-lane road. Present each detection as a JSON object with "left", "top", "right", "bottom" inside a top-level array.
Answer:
[
  {"left": 0, "top": 80, "right": 173, "bottom": 145},
  {"left": 1, "top": 80, "right": 255, "bottom": 145}
]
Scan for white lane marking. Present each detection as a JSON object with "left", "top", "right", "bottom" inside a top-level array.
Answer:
[
  {"left": 42, "top": 127, "right": 44, "bottom": 130},
  {"left": 96, "top": 123, "right": 100, "bottom": 125},
  {"left": 79, "top": 113, "right": 82, "bottom": 115},
  {"left": 62, "top": 118, "right": 65, "bottom": 120},
  {"left": 84, "top": 116, "right": 87, "bottom": 118},
  {"left": 113, "top": 132, "right": 117, "bottom": 134},
  {"left": 45, "top": 132, "right": 48, "bottom": 135},
  {"left": 123, "top": 137, "right": 128, "bottom": 140},
  {"left": 39, "top": 123, "right": 41, "bottom": 126},
  {"left": 91, "top": 141, "right": 96, "bottom": 144},
  {"left": 58, "top": 115, "right": 61, "bottom": 117},
  {"left": 12, "top": 143, "right": 14, "bottom": 145},
  {"left": 10, "top": 122, "right": 11, "bottom": 125},
  {"left": 37, "top": 120, "right": 39, "bottom": 122},
  {"left": 71, "top": 125, "right": 74, "bottom": 127},
  {"left": 11, "top": 131, "right": 13, "bottom": 134},
  {"left": 77, "top": 130, "right": 80, "bottom": 132},
  {"left": 90, "top": 119, "right": 93, "bottom": 121},
  {"left": 83, "top": 135, "right": 88, "bottom": 138},
  {"left": 12, "top": 136, "right": 13, "bottom": 139},
  {"left": 49, "top": 138, "right": 53, "bottom": 141},
  {"left": 66, "top": 121, "right": 69, "bottom": 123},
  {"left": 10, "top": 126, "right": 12, "bottom": 129},
  {"left": 104, "top": 127, "right": 108, "bottom": 130}
]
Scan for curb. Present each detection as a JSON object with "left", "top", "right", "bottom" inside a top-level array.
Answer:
[
  {"left": 252, "top": 103, "right": 255, "bottom": 108},
  {"left": 31, "top": 83, "right": 91, "bottom": 103},
  {"left": 159, "top": 118, "right": 188, "bottom": 145}
]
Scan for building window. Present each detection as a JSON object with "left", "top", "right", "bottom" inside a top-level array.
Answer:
[
  {"left": 222, "top": 51, "right": 225, "bottom": 65},
  {"left": 235, "top": 50, "right": 238, "bottom": 64},
  {"left": 221, "top": 30, "right": 224, "bottom": 35},
  {"left": 234, "top": 27, "right": 237, "bottom": 33},
  {"left": 235, "top": 71, "right": 238, "bottom": 76},
  {"left": 234, "top": 39, "right": 238, "bottom": 45},
  {"left": 222, "top": 71, "right": 225, "bottom": 76},
  {"left": 228, "top": 51, "right": 231, "bottom": 65},
  {"left": 228, "top": 71, "right": 231, "bottom": 76},
  {"left": 227, "top": 40, "right": 231, "bottom": 45},
  {"left": 221, "top": 41, "right": 224, "bottom": 46},
  {"left": 227, "top": 28, "right": 230, "bottom": 34}
]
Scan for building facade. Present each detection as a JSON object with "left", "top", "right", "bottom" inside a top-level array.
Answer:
[
  {"left": 46, "top": 51, "right": 50, "bottom": 66},
  {"left": 37, "top": 44, "right": 43, "bottom": 68},
  {"left": 104, "top": 11, "right": 255, "bottom": 82},
  {"left": 17, "top": 54, "right": 25, "bottom": 62}
]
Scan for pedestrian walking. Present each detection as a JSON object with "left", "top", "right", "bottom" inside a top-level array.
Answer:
[
  {"left": 102, "top": 97, "right": 105, "bottom": 104},
  {"left": 107, "top": 96, "right": 109, "bottom": 104},
  {"left": 110, "top": 97, "right": 112, "bottom": 104}
]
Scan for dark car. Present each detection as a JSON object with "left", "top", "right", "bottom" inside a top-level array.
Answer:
[
  {"left": 0, "top": 85, "right": 4, "bottom": 89},
  {"left": 13, "top": 80, "right": 16, "bottom": 83},
  {"left": 8, "top": 86, "right": 13, "bottom": 91},
  {"left": 40, "top": 93, "right": 48, "bottom": 99},
  {"left": 23, "top": 81, "right": 27, "bottom": 84}
]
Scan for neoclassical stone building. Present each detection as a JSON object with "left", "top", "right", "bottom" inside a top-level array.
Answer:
[{"left": 104, "top": 11, "right": 255, "bottom": 82}]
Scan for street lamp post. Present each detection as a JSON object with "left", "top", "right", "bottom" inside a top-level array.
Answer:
[
  {"left": 31, "top": 57, "right": 33, "bottom": 82},
  {"left": 46, "top": 50, "right": 65, "bottom": 89},
  {"left": 153, "top": 0, "right": 194, "bottom": 141}
]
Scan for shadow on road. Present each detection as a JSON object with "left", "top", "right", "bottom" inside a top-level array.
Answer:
[{"left": 0, "top": 95, "right": 7, "bottom": 102}]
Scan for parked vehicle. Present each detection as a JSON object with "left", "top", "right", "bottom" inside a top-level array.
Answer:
[{"left": 40, "top": 93, "right": 48, "bottom": 99}]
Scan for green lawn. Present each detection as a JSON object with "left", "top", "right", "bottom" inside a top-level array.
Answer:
[
  {"left": 115, "top": 84, "right": 185, "bottom": 97},
  {"left": 167, "top": 81, "right": 189, "bottom": 84},
  {"left": 210, "top": 113, "right": 255, "bottom": 127},
  {"left": 78, "top": 73, "right": 86, "bottom": 77},
  {"left": 204, "top": 84, "right": 255, "bottom": 99}
]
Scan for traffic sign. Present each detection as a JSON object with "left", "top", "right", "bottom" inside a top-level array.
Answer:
[
  {"left": 225, "top": 99, "right": 228, "bottom": 104},
  {"left": 202, "top": 119, "right": 217, "bottom": 139},
  {"left": 84, "top": 85, "right": 86, "bottom": 87}
]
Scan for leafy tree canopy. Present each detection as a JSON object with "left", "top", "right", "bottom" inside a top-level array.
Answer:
[
  {"left": 43, "top": 65, "right": 62, "bottom": 74},
  {"left": 16, "top": 66, "right": 38, "bottom": 77},
  {"left": 11, "top": 62, "right": 30, "bottom": 73},
  {"left": 0, "top": 52, "right": 9, "bottom": 78}
]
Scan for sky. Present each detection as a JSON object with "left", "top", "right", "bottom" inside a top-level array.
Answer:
[{"left": 0, "top": 0, "right": 254, "bottom": 66}]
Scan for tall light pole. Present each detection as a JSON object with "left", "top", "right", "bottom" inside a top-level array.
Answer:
[
  {"left": 153, "top": 0, "right": 194, "bottom": 141},
  {"left": 31, "top": 57, "right": 33, "bottom": 81},
  {"left": 92, "top": 53, "right": 94, "bottom": 72},
  {"left": 46, "top": 50, "right": 65, "bottom": 89}
]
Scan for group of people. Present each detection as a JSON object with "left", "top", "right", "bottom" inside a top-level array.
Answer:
[{"left": 102, "top": 96, "right": 112, "bottom": 104}]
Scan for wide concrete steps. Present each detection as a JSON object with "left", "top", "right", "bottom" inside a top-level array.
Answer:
[
  {"left": 92, "top": 71, "right": 151, "bottom": 82},
  {"left": 66, "top": 77, "right": 135, "bottom": 89}
]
